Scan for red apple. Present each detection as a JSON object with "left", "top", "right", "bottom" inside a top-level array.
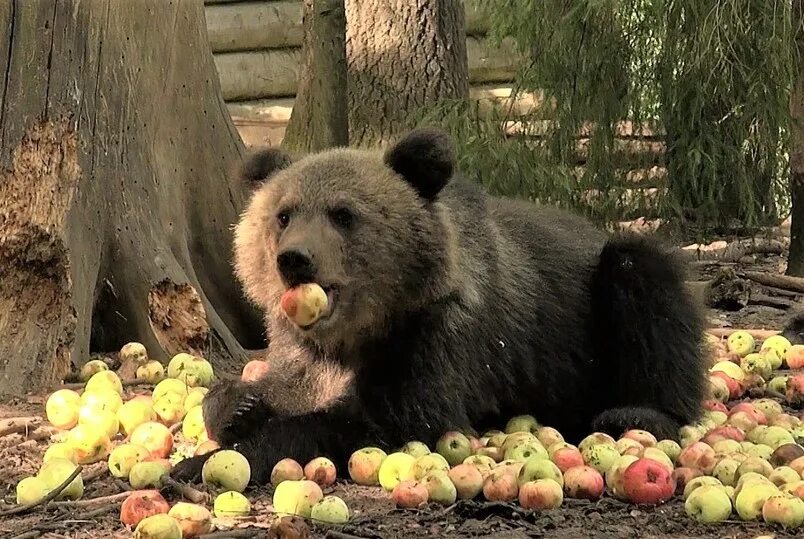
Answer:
[
  {"left": 241, "top": 360, "right": 270, "bottom": 382},
  {"left": 129, "top": 422, "right": 173, "bottom": 459},
  {"left": 482, "top": 468, "right": 518, "bottom": 502},
  {"left": 120, "top": 490, "right": 170, "bottom": 527},
  {"left": 448, "top": 464, "right": 483, "bottom": 500},
  {"left": 551, "top": 446, "right": 585, "bottom": 473},
  {"left": 729, "top": 403, "right": 767, "bottom": 425},
  {"left": 518, "top": 479, "right": 563, "bottom": 510},
  {"left": 622, "top": 458, "right": 675, "bottom": 505},
  {"left": 391, "top": 480, "right": 428, "bottom": 509},
  {"left": 702, "top": 425, "right": 745, "bottom": 445},
  {"left": 703, "top": 400, "right": 729, "bottom": 413},
  {"left": 678, "top": 442, "right": 717, "bottom": 474},
  {"left": 562, "top": 465, "right": 604, "bottom": 501},
  {"left": 710, "top": 371, "right": 743, "bottom": 400},
  {"left": 271, "top": 458, "right": 304, "bottom": 487}
]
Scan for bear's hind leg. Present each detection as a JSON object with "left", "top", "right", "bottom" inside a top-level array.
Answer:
[{"left": 588, "top": 234, "right": 708, "bottom": 440}]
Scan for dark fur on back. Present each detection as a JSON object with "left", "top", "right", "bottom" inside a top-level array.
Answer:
[{"left": 171, "top": 128, "right": 708, "bottom": 485}]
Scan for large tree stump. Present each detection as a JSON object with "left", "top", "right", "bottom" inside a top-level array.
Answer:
[{"left": 0, "top": 0, "right": 263, "bottom": 396}]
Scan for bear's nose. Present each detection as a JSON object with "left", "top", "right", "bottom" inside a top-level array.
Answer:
[{"left": 276, "top": 248, "right": 317, "bottom": 286}]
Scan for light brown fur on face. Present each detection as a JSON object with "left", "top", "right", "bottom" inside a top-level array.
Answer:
[{"left": 233, "top": 148, "right": 455, "bottom": 360}]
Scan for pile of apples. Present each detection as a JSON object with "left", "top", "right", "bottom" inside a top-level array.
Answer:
[
  {"left": 328, "top": 330, "right": 804, "bottom": 528},
  {"left": 13, "top": 328, "right": 804, "bottom": 537}
]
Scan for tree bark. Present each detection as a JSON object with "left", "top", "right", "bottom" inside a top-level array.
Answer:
[
  {"left": 0, "top": 0, "right": 263, "bottom": 396},
  {"left": 283, "top": 0, "right": 348, "bottom": 153},
  {"left": 346, "top": 0, "right": 469, "bottom": 147},
  {"left": 788, "top": 0, "right": 804, "bottom": 276}
]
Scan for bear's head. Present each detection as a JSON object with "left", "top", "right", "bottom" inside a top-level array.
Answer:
[{"left": 233, "top": 127, "right": 458, "bottom": 353}]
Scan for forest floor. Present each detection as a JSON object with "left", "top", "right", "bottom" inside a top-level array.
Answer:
[{"left": 0, "top": 233, "right": 802, "bottom": 539}]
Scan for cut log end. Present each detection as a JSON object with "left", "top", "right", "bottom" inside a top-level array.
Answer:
[{"left": 147, "top": 279, "right": 210, "bottom": 357}]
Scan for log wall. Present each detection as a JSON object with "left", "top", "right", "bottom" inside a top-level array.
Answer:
[{"left": 203, "top": 0, "right": 523, "bottom": 146}]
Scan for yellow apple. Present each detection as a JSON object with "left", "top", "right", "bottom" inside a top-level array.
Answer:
[{"left": 45, "top": 389, "right": 81, "bottom": 430}]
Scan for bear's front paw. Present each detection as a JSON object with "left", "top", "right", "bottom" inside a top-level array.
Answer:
[
  {"left": 203, "top": 381, "right": 268, "bottom": 444},
  {"left": 170, "top": 453, "right": 213, "bottom": 484}
]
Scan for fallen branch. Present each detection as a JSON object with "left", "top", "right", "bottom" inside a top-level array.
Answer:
[
  {"left": 749, "top": 294, "right": 795, "bottom": 310},
  {"left": 0, "top": 465, "right": 83, "bottom": 517},
  {"left": 706, "top": 328, "right": 780, "bottom": 340},
  {"left": 680, "top": 238, "right": 787, "bottom": 263},
  {"left": 741, "top": 271, "right": 804, "bottom": 294},
  {"left": 199, "top": 530, "right": 267, "bottom": 539},
  {"left": 82, "top": 465, "right": 109, "bottom": 483},
  {"left": 0, "top": 417, "right": 42, "bottom": 438}
]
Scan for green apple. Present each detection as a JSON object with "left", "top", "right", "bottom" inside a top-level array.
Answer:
[
  {"left": 759, "top": 426, "right": 795, "bottom": 449},
  {"left": 769, "top": 375, "right": 791, "bottom": 395},
  {"left": 310, "top": 495, "right": 350, "bottom": 524},
  {"left": 79, "top": 359, "right": 109, "bottom": 382},
  {"left": 15, "top": 476, "right": 49, "bottom": 505},
  {"left": 45, "top": 389, "right": 81, "bottom": 430},
  {"left": 581, "top": 443, "right": 620, "bottom": 474},
  {"left": 129, "top": 461, "right": 170, "bottom": 489},
  {"left": 769, "top": 466, "right": 801, "bottom": 488},
  {"left": 43, "top": 443, "right": 78, "bottom": 464},
  {"left": 136, "top": 361, "right": 165, "bottom": 384},
  {"left": 117, "top": 399, "right": 157, "bottom": 436},
  {"left": 411, "top": 453, "right": 449, "bottom": 481},
  {"left": 517, "top": 457, "right": 563, "bottom": 487},
  {"left": 184, "top": 387, "right": 208, "bottom": 411},
  {"left": 421, "top": 470, "right": 457, "bottom": 505},
  {"left": 754, "top": 399, "right": 784, "bottom": 421},
  {"left": 132, "top": 514, "right": 182, "bottom": 539},
  {"left": 85, "top": 370, "right": 123, "bottom": 395},
  {"left": 655, "top": 440, "right": 681, "bottom": 463},
  {"left": 213, "top": 491, "right": 251, "bottom": 517},
  {"left": 108, "top": 443, "right": 150, "bottom": 479},
  {"left": 735, "top": 481, "right": 779, "bottom": 520},
  {"left": 710, "top": 360, "right": 746, "bottom": 381},
  {"left": 182, "top": 405, "right": 205, "bottom": 442},
  {"left": 727, "top": 330, "right": 755, "bottom": 356},
  {"left": 436, "top": 431, "right": 472, "bottom": 466},
  {"left": 378, "top": 452, "right": 416, "bottom": 491},
  {"left": 683, "top": 476, "right": 723, "bottom": 501},
  {"left": 712, "top": 458, "right": 741, "bottom": 487},
  {"left": 505, "top": 414, "right": 540, "bottom": 434},
  {"left": 272, "top": 479, "right": 323, "bottom": 518},
  {"left": 740, "top": 353, "right": 771, "bottom": 380},
  {"left": 37, "top": 458, "right": 83, "bottom": 500},
  {"left": 685, "top": 484, "right": 733, "bottom": 523},
  {"left": 152, "top": 378, "right": 189, "bottom": 403},
  {"left": 578, "top": 432, "right": 616, "bottom": 454},
  {"left": 202, "top": 450, "right": 251, "bottom": 492},
  {"left": 400, "top": 441, "right": 431, "bottom": 458},
  {"left": 761, "top": 335, "right": 792, "bottom": 361},
  {"left": 504, "top": 440, "right": 548, "bottom": 463}
]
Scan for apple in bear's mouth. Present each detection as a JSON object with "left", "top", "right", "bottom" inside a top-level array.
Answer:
[{"left": 280, "top": 283, "right": 337, "bottom": 328}]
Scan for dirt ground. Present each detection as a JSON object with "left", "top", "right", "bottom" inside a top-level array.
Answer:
[{"left": 0, "top": 243, "right": 801, "bottom": 539}]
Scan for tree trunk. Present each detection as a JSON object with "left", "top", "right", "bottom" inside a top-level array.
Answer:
[
  {"left": 283, "top": 0, "right": 348, "bottom": 153},
  {"left": 789, "top": 0, "right": 804, "bottom": 276},
  {"left": 0, "top": 0, "right": 263, "bottom": 396},
  {"left": 346, "top": 0, "right": 469, "bottom": 147}
]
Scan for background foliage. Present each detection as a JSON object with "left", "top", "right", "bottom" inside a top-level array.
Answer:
[{"left": 420, "top": 0, "right": 799, "bottom": 238}]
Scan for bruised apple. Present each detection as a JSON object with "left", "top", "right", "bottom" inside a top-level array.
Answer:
[
  {"left": 304, "top": 457, "right": 337, "bottom": 488},
  {"left": 563, "top": 466, "right": 604, "bottom": 501},
  {"left": 280, "top": 283, "right": 329, "bottom": 327},
  {"left": 168, "top": 502, "right": 213, "bottom": 537},
  {"left": 518, "top": 479, "right": 563, "bottom": 510},
  {"left": 120, "top": 490, "right": 170, "bottom": 527}
]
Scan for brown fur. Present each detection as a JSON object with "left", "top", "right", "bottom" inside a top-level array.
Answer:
[{"left": 171, "top": 127, "right": 707, "bottom": 486}]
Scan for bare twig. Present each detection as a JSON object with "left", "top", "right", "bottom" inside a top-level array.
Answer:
[
  {"left": 56, "top": 377, "right": 150, "bottom": 391},
  {"left": 0, "top": 465, "right": 83, "bottom": 517},
  {"left": 9, "top": 504, "right": 120, "bottom": 539},
  {"left": 51, "top": 490, "right": 133, "bottom": 508},
  {"left": 198, "top": 530, "right": 266, "bottom": 539},
  {"left": 82, "top": 465, "right": 109, "bottom": 483},
  {"left": 679, "top": 238, "right": 787, "bottom": 263},
  {"left": 325, "top": 532, "right": 369, "bottom": 539}
]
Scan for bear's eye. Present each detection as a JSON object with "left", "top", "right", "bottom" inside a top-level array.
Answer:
[
  {"left": 329, "top": 207, "right": 355, "bottom": 230},
  {"left": 277, "top": 210, "right": 291, "bottom": 229}
]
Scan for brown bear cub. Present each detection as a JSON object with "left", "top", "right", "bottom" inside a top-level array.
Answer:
[{"left": 171, "top": 127, "right": 708, "bottom": 486}]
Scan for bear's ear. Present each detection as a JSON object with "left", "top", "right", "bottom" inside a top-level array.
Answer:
[
  {"left": 383, "top": 127, "right": 455, "bottom": 201},
  {"left": 241, "top": 147, "right": 293, "bottom": 189}
]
